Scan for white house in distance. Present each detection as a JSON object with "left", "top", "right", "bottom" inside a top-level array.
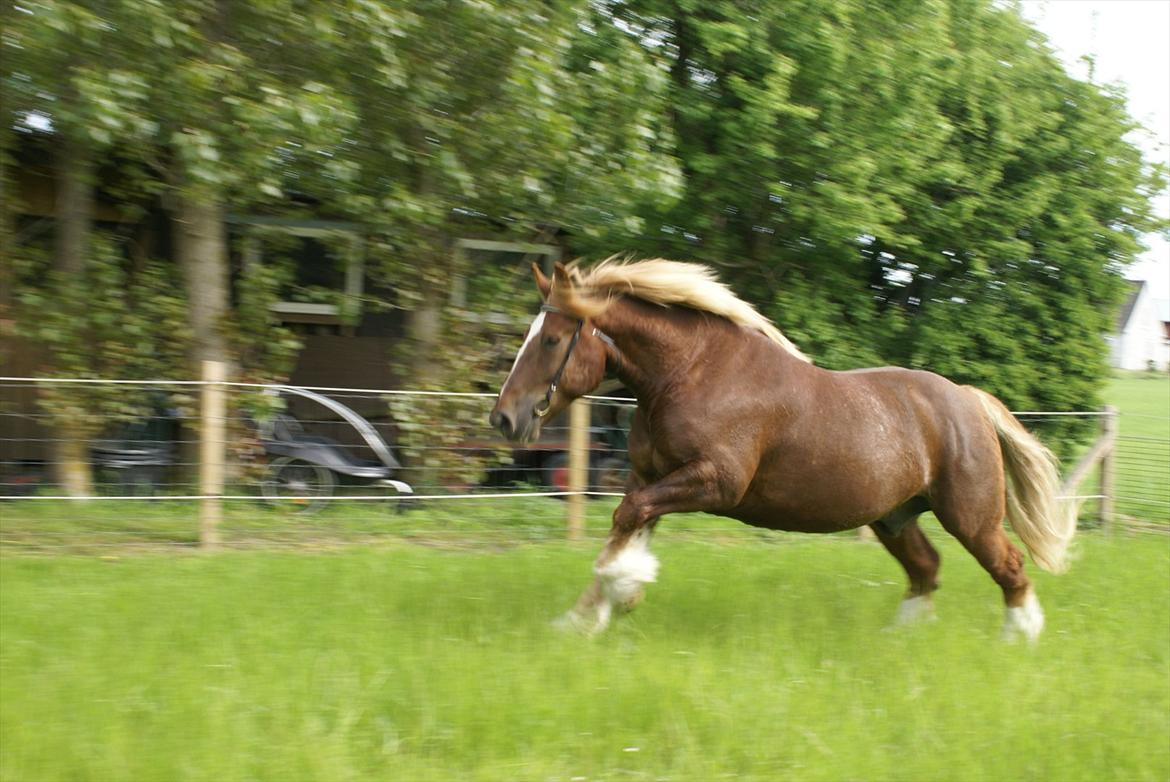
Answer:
[{"left": 1108, "top": 279, "right": 1170, "bottom": 371}]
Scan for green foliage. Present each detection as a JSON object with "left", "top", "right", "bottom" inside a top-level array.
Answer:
[
  {"left": 3, "top": 0, "right": 1164, "bottom": 416},
  {"left": 387, "top": 261, "right": 538, "bottom": 487},
  {"left": 605, "top": 0, "right": 1163, "bottom": 413},
  {"left": 229, "top": 248, "right": 301, "bottom": 386},
  {"left": 308, "top": 0, "right": 682, "bottom": 308},
  {"left": 14, "top": 235, "right": 192, "bottom": 433}
]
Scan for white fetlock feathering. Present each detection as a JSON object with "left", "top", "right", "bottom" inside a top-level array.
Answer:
[
  {"left": 595, "top": 528, "right": 659, "bottom": 608},
  {"left": 894, "top": 594, "right": 937, "bottom": 626},
  {"left": 1002, "top": 589, "right": 1045, "bottom": 643}
]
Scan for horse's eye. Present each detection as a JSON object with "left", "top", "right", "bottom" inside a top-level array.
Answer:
[{"left": 543, "top": 335, "right": 561, "bottom": 348}]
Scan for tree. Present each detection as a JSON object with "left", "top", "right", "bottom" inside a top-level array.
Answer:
[
  {"left": 597, "top": 0, "right": 1162, "bottom": 420},
  {"left": 295, "top": 1, "right": 679, "bottom": 385},
  {"left": 5, "top": 0, "right": 1160, "bottom": 486},
  {"left": 3, "top": 0, "right": 160, "bottom": 494},
  {"left": 3, "top": 0, "right": 352, "bottom": 492}
]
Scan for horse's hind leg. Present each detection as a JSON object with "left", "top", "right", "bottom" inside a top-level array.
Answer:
[
  {"left": 934, "top": 504, "right": 1042, "bottom": 642},
  {"left": 871, "top": 513, "right": 940, "bottom": 625}
]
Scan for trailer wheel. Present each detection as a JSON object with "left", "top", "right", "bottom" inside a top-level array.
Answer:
[{"left": 261, "top": 457, "right": 335, "bottom": 513}]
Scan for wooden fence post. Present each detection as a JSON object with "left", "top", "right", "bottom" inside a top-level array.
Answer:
[
  {"left": 566, "top": 398, "right": 590, "bottom": 541},
  {"left": 1099, "top": 405, "right": 1118, "bottom": 532},
  {"left": 1060, "top": 405, "right": 1119, "bottom": 532},
  {"left": 199, "top": 360, "right": 227, "bottom": 549}
]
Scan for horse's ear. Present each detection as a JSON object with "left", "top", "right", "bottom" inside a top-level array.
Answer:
[
  {"left": 552, "top": 262, "right": 572, "bottom": 289},
  {"left": 532, "top": 263, "right": 552, "bottom": 301}
]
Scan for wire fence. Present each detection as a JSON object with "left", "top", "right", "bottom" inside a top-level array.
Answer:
[
  {"left": 0, "top": 378, "right": 633, "bottom": 499},
  {"left": 0, "top": 374, "right": 636, "bottom": 551},
  {"left": 1110, "top": 420, "right": 1170, "bottom": 530},
  {"left": 1, "top": 375, "right": 1166, "bottom": 551}
]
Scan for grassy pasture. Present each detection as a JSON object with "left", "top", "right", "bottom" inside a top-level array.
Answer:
[
  {"left": 1103, "top": 372, "right": 1169, "bottom": 525},
  {"left": 0, "top": 372, "right": 1165, "bottom": 780},
  {"left": 2, "top": 531, "right": 1168, "bottom": 782}
]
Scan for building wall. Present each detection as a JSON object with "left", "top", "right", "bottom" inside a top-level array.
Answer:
[{"left": 1112, "top": 284, "right": 1170, "bottom": 370}]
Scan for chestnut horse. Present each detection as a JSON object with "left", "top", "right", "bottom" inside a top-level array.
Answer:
[{"left": 490, "top": 259, "right": 1075, "bottom": 641}]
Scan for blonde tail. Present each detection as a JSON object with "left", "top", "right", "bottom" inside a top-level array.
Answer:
[{"left": 969, "top": 387, "right": 1076, "bottom": 573}]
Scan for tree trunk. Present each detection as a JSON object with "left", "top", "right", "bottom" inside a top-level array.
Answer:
[
  {"left": 56, "top": 423, "right": 94, "bottom": 498},
  {"left": 406, "top": 289, "right": 443, "bottom": 385},
  {"left": 175, "top": 194, "right": 231, "bottom": 369},
  {"left": 50, "top": 135, "right": 96, "bottom": 497},
  {"left": 53, "top": 134, "right": 93, "bottom": 276},
  {"left": 0, "top": 155, "right": 14, "bottom": 321},
  {"left": 174, "top": 193, "right": 232, "bottom": 490}
]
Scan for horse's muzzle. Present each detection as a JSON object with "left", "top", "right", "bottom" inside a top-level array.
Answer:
[{"left": 489, "top": 405, "right": 539, "bottom": 444}]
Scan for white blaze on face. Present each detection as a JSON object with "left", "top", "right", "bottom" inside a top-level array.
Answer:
[{"left": 500, "top": 311, "right": 546, "bottom": 391}]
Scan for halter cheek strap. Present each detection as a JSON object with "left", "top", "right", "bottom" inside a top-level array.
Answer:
[
  {"left": 534, "top": 305, "right": 582, "bottom": 418},
  {"left": 533, "top": 304, "right": 615, "bottom": 418}
]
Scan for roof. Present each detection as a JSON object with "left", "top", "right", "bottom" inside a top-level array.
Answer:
[{"left": 1116, "top": 279, "right": 1146, "bottom": 332}]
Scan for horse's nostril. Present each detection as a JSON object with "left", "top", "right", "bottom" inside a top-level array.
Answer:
[{"left": 491, "top": 410, "right": 515, "bottom": 438}]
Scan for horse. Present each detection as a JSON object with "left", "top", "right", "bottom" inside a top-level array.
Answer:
[{"left": 489, "top": 259, "right": 1076, "bottom": 641}]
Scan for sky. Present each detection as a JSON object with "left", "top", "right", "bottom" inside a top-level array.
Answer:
[{"left": 1019, "top": 0, "right": 1170, "bottom": 308}]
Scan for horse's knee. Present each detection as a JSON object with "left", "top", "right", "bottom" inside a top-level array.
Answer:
[{"left": 613, "top": 493, "right": 656, "bottom": 534}]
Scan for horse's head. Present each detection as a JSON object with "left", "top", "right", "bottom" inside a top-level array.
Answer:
[{"left": 489, "top": 263, "right": 609, "bottom": 443}]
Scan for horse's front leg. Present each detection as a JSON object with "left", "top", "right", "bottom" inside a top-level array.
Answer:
[
  {"left": 557, "top": 460, "right": 737, "bottom": 634},
  {"left": 556, "top": 518, "right": 660, "bottom": 635}
]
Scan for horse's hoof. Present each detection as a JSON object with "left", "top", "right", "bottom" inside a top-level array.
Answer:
[
  {"left": 893, "top": 595, "right": 937, "bottom": 626},
  {"left": 616, "top": 590, "right": 645, "bottom": 614},
  {"left": 1001, "top": 591, "right": 1044, "bottom": 644},
  {"left": 551, "top": 609, "right": 608, "bottom": 636},
  {"left": 551, "top": 611, "right": 585, "bottom": 633}
]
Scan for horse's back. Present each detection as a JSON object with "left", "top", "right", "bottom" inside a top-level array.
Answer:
[
  {"left": 825, "top": 364, "right": 999, "bottom": 473},
  {"left": 736, "top": 361, "right": 996, "bottom": 531}
]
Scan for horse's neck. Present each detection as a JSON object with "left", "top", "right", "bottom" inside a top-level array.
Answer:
[{"left": 594, "top": 298, "right": 714, "bottom": 401}]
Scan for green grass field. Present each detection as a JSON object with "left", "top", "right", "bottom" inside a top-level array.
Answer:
[
  {"left": 1, "top": 372, "right": 1166, "bottom": 780},
  {"left": 2, "top": 532, "right": 1168, "bottom": 782},
  {"left": 1108, "top": 370, "right": 1170, "bottom": 423}
]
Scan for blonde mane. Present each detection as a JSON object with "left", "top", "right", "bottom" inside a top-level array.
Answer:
[{"left": 558, "top": 258, "right": 811, "bottom": 363}]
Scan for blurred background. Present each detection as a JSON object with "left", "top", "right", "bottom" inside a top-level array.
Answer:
[
  {"left": 0, "top": 0, "right": 1167, "bottom": 527},
  {"left": 1, "top": 3, "right": 1169, "bottom": 780}
]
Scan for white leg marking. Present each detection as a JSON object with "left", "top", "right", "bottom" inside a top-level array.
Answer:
[
  {"left": 894, "top": 594, "right": 937, "bottom": 625},
  {"left": 596, "top": 528, "right": 659, "bottom": 609},
  {"left": 1002, "top": 589, "right": 1045, "bottom": 643},
  {"left": 553, "top": 529, "right": 659, "bottom": 635}
]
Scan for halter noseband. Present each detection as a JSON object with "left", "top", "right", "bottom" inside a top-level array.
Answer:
[{"left": 532, "top": 304, "right": 615, "bottom": 418}]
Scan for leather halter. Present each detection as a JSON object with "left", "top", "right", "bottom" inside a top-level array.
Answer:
[{"left": 532, "top": 304, "right": 615, "bottom": 418}]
